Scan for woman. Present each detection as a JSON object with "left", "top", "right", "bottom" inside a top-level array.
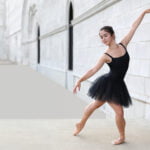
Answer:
[{"left": 72, "top": 9, "right": 150, "bottom": 145}]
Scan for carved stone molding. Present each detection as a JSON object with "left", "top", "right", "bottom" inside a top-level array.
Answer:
[{"left": 71, "top": 0, "right": 121, "bottom": 25}]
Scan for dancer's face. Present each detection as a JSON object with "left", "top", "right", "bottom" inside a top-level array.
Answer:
[{"left": 99, "top": 30, "right": 114, "bottom": 45}]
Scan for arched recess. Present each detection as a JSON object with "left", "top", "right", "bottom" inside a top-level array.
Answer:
[
  {"left": 21, "top": 0, "right": 29, "bottom": 42},
  {"left": 21, "top": 0, "right": 31, "bottom": 64},
  {"left": 21, "top": 0, "right": 38, "bottom": 65}
]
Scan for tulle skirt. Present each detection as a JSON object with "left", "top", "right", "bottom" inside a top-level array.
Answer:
[{"left": 87, "top": 73, "right": 132, "bottom": 108}]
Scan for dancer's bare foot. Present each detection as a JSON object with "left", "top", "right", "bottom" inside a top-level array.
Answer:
[
  {"left": 73, "top": 122, "right": 84, "bottom": 136},
  {"left": 111, "top": 137, "right": 125, "bottom": 145}
]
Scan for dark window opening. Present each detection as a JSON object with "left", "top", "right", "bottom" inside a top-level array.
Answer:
[
  {"left": 37, "top": 26, "right": 40, "bottom": 64},
  {"left": 68, "top": 2, "right": 73, "bottom": 70}
]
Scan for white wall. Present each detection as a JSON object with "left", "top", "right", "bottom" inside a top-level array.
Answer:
[
  {"left": 21, "top": 0, "right": 38, "bottom": 65},
  {"left": 5, "top": 0, "right": 150, "bottom": 119},
  {"left": 72, "top": 0, "right": 150, "bottom": 119},
  {"left": 0, "top": 0, "right": 7, "bottom": 59},
  {"left": 5, "top": 0, "right": 24, "bottom": 62},
  {"left": 37, "top": 0, "right": 68, "bottom": 86}
]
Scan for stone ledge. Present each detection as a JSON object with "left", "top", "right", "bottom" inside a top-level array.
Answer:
[{"left": 71, "top": 0, "right": 121, "bottom": 26}]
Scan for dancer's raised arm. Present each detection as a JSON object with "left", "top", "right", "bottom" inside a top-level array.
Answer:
[{"left": 121, "top": 9, "right": 150, "bottom": 46}]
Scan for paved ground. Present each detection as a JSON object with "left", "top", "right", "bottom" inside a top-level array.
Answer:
[
  {"left": 0, "top": 119, "right": 150, "bottom": 150},
  {"left": 0, "top": 61, "right": 104, "bottom": 119},
  {"left": 0, "top": 61, "right": 150, "bottom": 150}
]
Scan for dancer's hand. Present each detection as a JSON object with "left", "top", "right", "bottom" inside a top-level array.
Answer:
[
  {"left": 144, "top": 8, "right": 150, "bottom": 14},
  {"left": 73, "top": 80, "right": 81, "bottom": 94}
]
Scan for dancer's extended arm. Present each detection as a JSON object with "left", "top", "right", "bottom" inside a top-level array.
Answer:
[{"left": 121, "top": 9, "right": 150, "bottom": 46}]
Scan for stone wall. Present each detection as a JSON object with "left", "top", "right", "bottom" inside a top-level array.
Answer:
[
  {"left": 5, "top": 0, "right": 24, "bottom": 62},
  {"left": 72, "top": 0, "right": 150, "bottom": 119},
  {"left": 5, "top": 0, "right": 150, "bottom": 120},
  {"left": 0, "top": 0, "right": 7, "bottom": 59}
]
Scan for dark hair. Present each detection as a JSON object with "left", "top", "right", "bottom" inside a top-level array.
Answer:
[{"left": 100, "top": 26, "right": 115, "bottom": 36}]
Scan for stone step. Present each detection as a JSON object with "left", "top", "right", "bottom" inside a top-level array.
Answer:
[{"left": 0, "top": 60, "right": 16, "bottom": 65}]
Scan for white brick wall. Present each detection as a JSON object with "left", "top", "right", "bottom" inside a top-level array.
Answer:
[
  {"left": 0, "top": 0, "right": 7, "bottom": 59},
  {"left": 73, "top": 0, "right": 102, "bottom": 18},
  {"left": 6, "top": 0, "right": 24, "bottom": 35},
  {"left": 39, "top": 0, "right": 67, "bottom": 35},
  {"left": 40, "top": 32, "right": 66, "bottom": 71},
  {"left": 73, "top": 0, "right": 150, "bottom": 119},
  {"left": 145, "top": 78, "right": 150, "bottom": 98},
  {"left": 5, "top": 0, "right": 150, "bottom": 119}
]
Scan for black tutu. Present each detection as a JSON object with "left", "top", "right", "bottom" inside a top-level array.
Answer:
[
  {"left": 87, "top": 73, "right": 132, "bottom": 107},
  {"left": 87, "top": 43, "right": 132, "bottom": 108}
]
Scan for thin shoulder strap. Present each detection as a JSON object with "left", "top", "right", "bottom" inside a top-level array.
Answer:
[
  {"left": 104, "top": 52, "right": 113, "bottom": 59},
  {"left": 119, "top": 43, "right": 127, "bottom": 51}
]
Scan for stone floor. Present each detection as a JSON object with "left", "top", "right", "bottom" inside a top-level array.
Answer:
[
  {"left": 0, "top": 61, "right": 104, "bottom": 119},
  {"left": 0, "top": 61, "right": 150, "bottom": 150},
  {"left": 0, "top": 119, "right": 150, "bottom": 150}
]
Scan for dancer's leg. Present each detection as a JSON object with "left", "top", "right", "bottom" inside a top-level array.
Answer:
[
  {"left": 108, "top": 102, "right": 125, "bottom": 145},
  {"left": 73, "top": 100, "right": 106, "bottom": 136}
]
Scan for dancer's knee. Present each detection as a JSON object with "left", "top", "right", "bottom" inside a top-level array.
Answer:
[
  {"left": 92, "top": 100, "right": 105, "bottom": 109},
  {"left": 115, "top": 110, "right": 124, "bottom": 118}
]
